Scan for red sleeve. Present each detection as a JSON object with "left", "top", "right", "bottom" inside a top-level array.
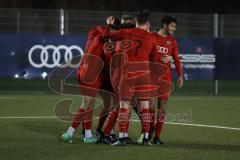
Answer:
[
  {"left": 172, "top": 39, "right": 183, "bottom": 77},
  {"left": 85, "top": 28, "right": 100, "bottom": 52},
  {"left": 149, "top": 36, "right": 157, "bottom": 59},
  {"left": 152, "top": 35, "right": 158, "bottom": 54},
  {"left": 103, "top": 24, "right": 125, "bottom": 40},
  {"left": 86, "top": 36, "right": 104, "bottom": 57}
]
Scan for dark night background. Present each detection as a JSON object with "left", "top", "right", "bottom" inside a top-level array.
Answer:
[{"left": 0, "top": 0, "right": 239, "bottom": 14}]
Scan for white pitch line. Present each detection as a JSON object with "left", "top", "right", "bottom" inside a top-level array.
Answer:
[
  {"left": 131, "top": 119, "right": 240, "bottom": 131},
  {"left": 0, "top": 116, "right": 57, "bottom": 119},
  {"left": 0, "top": 116, "right": 240, "bottom": 131},
  {"left": 165, "top": 122, "right": 240, "bottom": 131}
]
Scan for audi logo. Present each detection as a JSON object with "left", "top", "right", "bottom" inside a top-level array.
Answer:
[
  {"left": 157, "top": 46, "right": 168, "bottom": 54},
  {"left": 28, "top": 45, "right": 84, "bottom": 68}
]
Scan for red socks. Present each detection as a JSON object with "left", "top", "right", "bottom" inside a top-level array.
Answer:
[
  {"left": 84, "top": 108, "right": 93, "bottom": 130},
  {"left": 71, "top": 107, "right": 93, "bottom": 130},
  {"left": 150, "top": 110, "right": 155, "bottom": 130},
  {"left": 104, "top": 109, "right": 118, "bottom": 136},
  {"left": 71, "top": 108, "right": 85, "bottom": 129},
  {"left": 154, "top": 111, "right": 166, "bottom": 138},
  {"left": 118, "top": 108, "right": 129, "bottom": 133},
  {"left": 140, "top": 108, "right": 150, "bottom": 134},
  {"left": 97, "top": 110, "right": 108, "bottom": 130}
]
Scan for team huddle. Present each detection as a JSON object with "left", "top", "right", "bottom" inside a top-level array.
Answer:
[{"left": 62, "top": 11, "right": 183, "bottom": 146}]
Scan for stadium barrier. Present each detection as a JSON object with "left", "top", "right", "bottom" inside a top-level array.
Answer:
[{"left": 0, "top": 33, "right": 240, "bottom": 95}]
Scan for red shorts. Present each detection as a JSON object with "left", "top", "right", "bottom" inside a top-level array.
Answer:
[
  {"left": 155, "top": 72, "right": 172, "bottom": 101},
  {"left": 77, "top": 68, "right": 114, "bottom": 97},
  {"left": 117, "top": 71, "right": 157, "bottom": 101},
  {"left": 158, "top": 92, "right": 170, "bottom": 101},
  {"left": 78, "top": 68, "right": 102, "bottom": 97}
]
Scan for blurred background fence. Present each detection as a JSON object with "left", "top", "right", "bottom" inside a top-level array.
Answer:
[
  {"left": 0, "top": 8, "right": 240, "bottom": 96},
  {"left": 1, "top": 8, "right": 240, "bottom": 37}
]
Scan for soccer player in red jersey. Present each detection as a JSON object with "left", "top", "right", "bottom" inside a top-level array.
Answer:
[
  {"left": 104, "top": 11, "right": 158, "bottom": 146},
  {"left": 101, "top": 15, "right": 136, "bottom": 144},
  {"left": 61, "top": 19, "right": 121, "bottom": 144},
  {"left": 61, "top": 25, "right": 106, "bottom": 144},
  {"left": 151, "top": 16, "right": 183, "bottom": 144}
]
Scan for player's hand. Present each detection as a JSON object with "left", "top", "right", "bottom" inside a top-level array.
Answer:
[
  {"left": 178, "top": 76, "right": 184, "bottom": 88},
  {"left": 106, "top": 16, "right": 115, "bottom": 25},
  {"left": 161, "top": 55, "right": 172, "bottom": 63}
]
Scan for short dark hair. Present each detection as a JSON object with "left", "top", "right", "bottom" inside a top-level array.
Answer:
[
  {"left": 161, "top": 16, "right": 177, "bottom": 28},
  {"left": 121, "top": 15, "right": 134, "bottom": 23},
  {"left": 111, "top": 18, "right": 121, "bottom": 30},
  {"left": 136, "top": 11, "right": 150, "bottom": 25}
]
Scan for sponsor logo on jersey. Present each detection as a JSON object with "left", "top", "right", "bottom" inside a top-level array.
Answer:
[{"left": 157, "top": 46, "right": 168, "bottom": 54}]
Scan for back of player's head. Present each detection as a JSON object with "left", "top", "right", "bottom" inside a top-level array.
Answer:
[
  {"left": 121, "top": 15, "right": 134, "bottom": 23},
  {"left": 161, "top": 16, "right": 177, "bottom": 28},
  {"left": 111, "top": 18, "right": 121, "bottom": 30},
  {"left": 136, "top": 11, "right": 150, "bottom": 25},
  {"left": 121, "top": 14, "right": 135, "bottom": 28}
]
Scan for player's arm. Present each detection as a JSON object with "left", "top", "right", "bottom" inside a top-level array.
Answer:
[
  {"left": 172, "top": 39, "right": 183, "bottom": 88},
  {"left": 149, "top": 36, "right": 160, "bottom": 63},
  {"left": 84, "top": 27, "right": 100, "bottom": 52},
  {"left": 103, "top": 16, "right": 125, "bottom": 40},
  {"left": 85, "top": 37, "right": 95, "bottom": 53}
]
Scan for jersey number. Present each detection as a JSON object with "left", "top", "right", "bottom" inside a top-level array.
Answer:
[{"left": 134, "top": 40, "right": 142, "bottom": 56}]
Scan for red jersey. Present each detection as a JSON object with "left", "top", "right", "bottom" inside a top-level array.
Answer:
[
  {"left": 104, "top": 25, "right": 157, "bottom": 63},
  {"left": 85, "top": 25, "right": 105, "bottom": 53},
  {"left": 104, "top": 25, "right": 158, "bottom": 100},
  {"left": 85, "top": 35, "right": 104, "bottom": 57},
  {"left": 102, "top": 39, "right": 116, "bottom": 69},
  {"left": 151, "top": 32, "right": 182, "bottom": 78},
  {"left": 80, "top": 26, "right": 106, "bottom": 67},
  {"left": 78, "top": 26, "right": 106, "bottom": 82},
  {"left": 77, "top": 26, "right": 115, "bottom": 96},
  {"left": 80, "top": 26, "right": 115, "bottom": 79}
]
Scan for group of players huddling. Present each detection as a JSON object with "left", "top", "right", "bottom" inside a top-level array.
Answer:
[{"left": 62, "top": 11, "right": 183, "bottom": 146}]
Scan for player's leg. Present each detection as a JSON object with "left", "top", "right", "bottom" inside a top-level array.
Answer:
[
  {"left": 62, "top": 96, "right": 97, "bottom": 143},
  {"left": 153, "top": 98, "right": 167, "bottom": 144},
  {"left": 115, "top": 97, "right": 136, "bottom": 144},
  {"left": 102, "top": 107, "right": 119, "bottom": 144},
  {"left": 95, "top": 63, "right": 121, "bottom": 140},
  {"left": 81, "top": 96, "right": 98, "bottom": 143},
  {"left": 62, "top": 74, "right": 102, "bottom": 143},
  {"left": 123, "top": 111, "right": 134, "bottom": 144},
  {"left": 96, "top": 89, "right": 113, "bottom": 138},
  {"left": 137, "top": 97, "right": 157, "bottom": 142},
  {"left": 79, "top": 73, "right": 104, "bottom": 143},
  {"left": 102, "top": 101, "right": 133, "bottom": 145},
  {"left": 108, "top": 100, "right": 119, "bottom": 142},
  {"left": 149, "top": 98, "right": 157, "bottom": 140},
  {"left": 120, "top": 98, "right": 135, "bottom": 144},
  {"left": 97, "top": 74, "right": 120, "bottom": 143},
  {"left": 137, "top": 100, "right": 152, "bottom": 145},
  {"left": 112, "top": 100, "right": 131, "bottom": 146}
]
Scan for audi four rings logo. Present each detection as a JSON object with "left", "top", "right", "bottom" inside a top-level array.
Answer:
[
  {"left": 157, "top": 46, "right": 168, "bottom": 54},
  {"left": 28, "top": 45, "right": 84, "bottom": 68}
]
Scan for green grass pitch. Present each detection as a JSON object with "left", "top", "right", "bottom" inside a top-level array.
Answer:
[{"left": 0, "top": 93, "right": 240, "bottom": 160}]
